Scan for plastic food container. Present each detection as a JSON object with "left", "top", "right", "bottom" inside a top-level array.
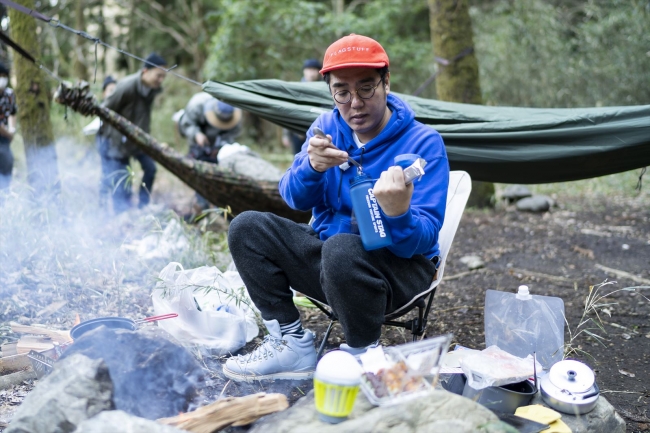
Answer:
[{"left": 359, "top": 334, "right": 451, "bottom": 406}]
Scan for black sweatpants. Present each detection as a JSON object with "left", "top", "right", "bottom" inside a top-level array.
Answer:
[{"left": 228, "top": 211, "right": 437, "bottom": 347}]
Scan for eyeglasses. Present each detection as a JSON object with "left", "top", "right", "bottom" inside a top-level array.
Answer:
[{"left": 331, "top": 78, "right": 384, "bottom": 104}]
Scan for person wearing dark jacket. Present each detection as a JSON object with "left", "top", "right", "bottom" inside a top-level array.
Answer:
[
  {"left": 224, "top": 35, "right": 449, "bottom": 382},
  {"left": 0, "top": 62, "right": 17, "bottom": 194},
  {"left": 99, "top": 53, "right": 167, "bottom": 212}
]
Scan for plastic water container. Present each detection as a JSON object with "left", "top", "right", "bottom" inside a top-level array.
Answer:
[
  {"left": 349, "top": 172, "right": 392, "bottom": 251},
  {"left": 484, "top": 286, "right": 565, "bottom": 370}
]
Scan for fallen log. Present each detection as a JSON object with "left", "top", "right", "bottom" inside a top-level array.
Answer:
[
  {"left": 0, "top": 370, "right": 36, "bottom": 390},
  {"left": 54, "top": 82, "right": 310, "bottom": 223},
  {"left": 157, "top": 392, "right": 288, "bottom": 432},
  {"left": 0, "top": 354, "right": 32, "bottom": 375}
]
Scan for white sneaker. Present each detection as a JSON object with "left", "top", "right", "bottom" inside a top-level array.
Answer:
[{"left": 223, "top": 319, "right": 317, "bottom": 382}]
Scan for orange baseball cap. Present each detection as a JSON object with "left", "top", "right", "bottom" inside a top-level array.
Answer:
[{"left": 320, "top": 34, "right": 389, "bottom": 75}]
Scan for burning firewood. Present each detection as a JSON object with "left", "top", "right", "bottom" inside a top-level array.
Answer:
[{"left": 157, "top": 392, "right": 288, "bottom": 432}]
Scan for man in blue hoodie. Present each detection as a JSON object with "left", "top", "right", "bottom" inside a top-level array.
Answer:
[{"left": 225, "top": 34, "right": 449, "bottom": 382}]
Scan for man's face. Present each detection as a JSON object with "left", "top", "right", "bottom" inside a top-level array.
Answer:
[
  {"left": 103, "top": 82, "right": 116, "bottom": 99},
  {"left": 329, "top": 67, "right": 391, "bottom": 142},
  {"left": 303, "top": 67, "right": 321, "bottom": 82},
  {"left": 141, "top": 67, "right": 167, "bottom": 89}
]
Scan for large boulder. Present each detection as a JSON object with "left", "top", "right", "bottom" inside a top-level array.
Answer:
[
  {"left": 59, "top": 326, "right": 204, "bottom": 420},
  {"left": 248, "top": 390, "right": 514, "bottom": 433},
  {"left": 6, "top": 354, "right": 114, "bottom": 433}
]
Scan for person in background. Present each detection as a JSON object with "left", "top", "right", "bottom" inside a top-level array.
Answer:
[
  {"left": 102, "top": 75, "right": 117, "bottom": 99},
  {"left": 98, "top": 53, "right": 167, "bottom": 213},
  {"left": 179, "top": 93, "right": 242, "bottom": 164},
  {"left": 224, "top": 35, "right": 449, "bottom": 382},
  {"left": 178, "top": 93, "right": 243, "bottom": 214},
  {"left": 281, "top": 58, "right": 323, "bottom": 155},
  {"left": 0, "top": 62, "right": 17, "bottom": 194}
]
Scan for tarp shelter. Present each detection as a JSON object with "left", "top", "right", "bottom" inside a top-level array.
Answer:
[{"left": 203, "top": 80, "right": 650, "bottom": 184}]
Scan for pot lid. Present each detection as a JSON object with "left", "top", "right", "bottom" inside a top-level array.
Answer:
[{"left": 548, "top": 360, "right": 595, "bottom": 393}]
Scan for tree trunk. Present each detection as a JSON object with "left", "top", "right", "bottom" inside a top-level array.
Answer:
[
  {"left": 127, "top": 0, "right": 138, "bottom": 72},
  {"left": 8, "top": 0, "right": 60, "bottom": 195},
  {"left": 428, "top": 0, "right": 494, "bottom": 207},
  {"left": 73, "top": 0, "right": 89, "bottom": 81}
]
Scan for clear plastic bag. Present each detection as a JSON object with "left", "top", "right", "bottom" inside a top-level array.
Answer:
[
  {"left": 484, "top": 287, "right": 565, "bottom": 370},
  {"left": 460, "top": 345, "right": 542, "bottom": 390},
  {"left": 151, "top": 262, "right": 259, "bottom": 355}
]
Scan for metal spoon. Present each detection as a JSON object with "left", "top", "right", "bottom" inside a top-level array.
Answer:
[{"left": 313, "top": 126, "right": 362, "bottom": 169}]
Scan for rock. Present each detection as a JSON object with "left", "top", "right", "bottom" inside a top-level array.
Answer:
[
  {"left": 516, "top": 195, "right": 552, "bottom": 213},
  {"left": 59, "top": 326, "right": 204, "bottom": 420},
  {"left": 74, "top": 411, "right": 184, "bottom": 433},
  {"left": 219, "top": 150, "right": 284, "bottom": 182},
  {"left": 530, "top": 394, "right": 625, "bottom": 433},
  {"left": 248, "top": 390, "right": 514, "bottom": 433},
  {"left": 501, "top": 185, "right": 532, "bottom": 202},
  {"left": 6, "top": 354, "right": 113, "bottom": 433},
  {"left": 459, "top": 255, "right": 485, "bottom": 270}
]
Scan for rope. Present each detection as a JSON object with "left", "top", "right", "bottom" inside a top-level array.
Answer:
[{"left": 636, "top": 167, "right": 646, "bottom": 192}]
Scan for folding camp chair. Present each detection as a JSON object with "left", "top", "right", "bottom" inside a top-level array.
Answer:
[{"left": 309, "top": 170, "right": 472, "bottom": 358}]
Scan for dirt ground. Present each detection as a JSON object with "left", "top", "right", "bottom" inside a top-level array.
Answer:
[
  {"left": 300, "top": 194, "right": 650, "bottom": 432},
  {"left": 0, "top": 168, "right": 648, "bottom": 431}
]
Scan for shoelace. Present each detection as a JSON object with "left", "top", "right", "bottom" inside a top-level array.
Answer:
[{"left": 237, "top": 335, "right": 291, "bottom": 364}]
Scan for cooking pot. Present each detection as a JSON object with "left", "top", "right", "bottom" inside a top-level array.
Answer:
[
  {"left": 540, "top": 359, "right": 599, "bottom": 415},
  {"left": 462, "top": 379, "right": 537, "bottom": 414},
  {"left": 70, "top": 313, "right": 178, "bottom": 340}
]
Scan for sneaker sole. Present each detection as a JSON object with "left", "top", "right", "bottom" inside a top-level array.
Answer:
[{"left": 222, "top": 365, "right": 314, "bottom": 383}]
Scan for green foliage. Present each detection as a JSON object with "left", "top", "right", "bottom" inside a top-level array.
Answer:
[
  {"left": 203, "top": 0, "right": 436, "bottom": 96},
  {"left": 471, "top": 0, "right": 650, "bottom": 107},
  {"left": 204, "top": 0, "right": 334, "bottom": 82}
]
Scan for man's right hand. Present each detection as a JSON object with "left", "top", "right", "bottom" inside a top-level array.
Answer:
[
  {"left": 308, "top": 134, "right": 348, "bottom": 172},
  {"left": 195, "top": 132, "right": 209, "bottom": 147}
]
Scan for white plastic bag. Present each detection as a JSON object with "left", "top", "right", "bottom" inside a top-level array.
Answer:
[
  {"left": 460, "top": 345, "right": 542, "bottom": 390},
  {"left": 151, "top": 262, "right": 259, "bottom": 354}
]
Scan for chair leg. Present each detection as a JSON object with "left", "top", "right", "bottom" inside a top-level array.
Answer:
[
  {"left": 317, "top": 320, "right": 335, "bottom": 359},
  {"left": 412, "top": 305, "right": 425, "bottom": 341}
]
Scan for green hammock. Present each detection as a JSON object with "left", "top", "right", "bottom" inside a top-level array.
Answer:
[{"left": 203, "top": 80, "right": 650, "bottom": 184}]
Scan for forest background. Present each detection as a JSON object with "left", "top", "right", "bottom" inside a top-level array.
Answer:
[{"left": 1, "top": 0, "right": 648, "bottom": 156}]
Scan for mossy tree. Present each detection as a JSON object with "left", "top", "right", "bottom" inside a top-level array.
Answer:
[
  {"left": 428, "top": 0, "right": 494, "bottom": 207},
  {"left": 8, "top": 0, "right": 60, "bottom": 195},
  {"left": 73, "top": 0, "right": 89, "bottom": 81}
]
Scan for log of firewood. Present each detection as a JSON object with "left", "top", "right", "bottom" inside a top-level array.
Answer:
[
  {"left": 0, "top": 354, "right": 32, "bottom": 375},
  {"left": 10, "top": 322, "right": 72, "bottom": 344},
  {"left": 0, "top": 370, "right": 37, "bottom": 390},
  {"left": 158, "top": 392, "right": 288, "bottom": 433}
]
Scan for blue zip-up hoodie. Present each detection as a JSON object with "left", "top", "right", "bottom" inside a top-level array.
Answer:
[{"left": 279, "top": 94, "right": 449, "bottom": 259}]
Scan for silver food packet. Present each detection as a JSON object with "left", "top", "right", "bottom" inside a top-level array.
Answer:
[{"left": 404, "top": 158, "right": 427, "bottom": 185}]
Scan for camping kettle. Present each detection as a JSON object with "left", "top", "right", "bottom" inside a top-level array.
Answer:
[{"left": 540, "top": 360, "right": 599, "bottom": 415}]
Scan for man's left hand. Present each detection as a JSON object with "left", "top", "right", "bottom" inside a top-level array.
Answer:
[{"left": 373, "top": 166, "right": 413, "bottom": 217}]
